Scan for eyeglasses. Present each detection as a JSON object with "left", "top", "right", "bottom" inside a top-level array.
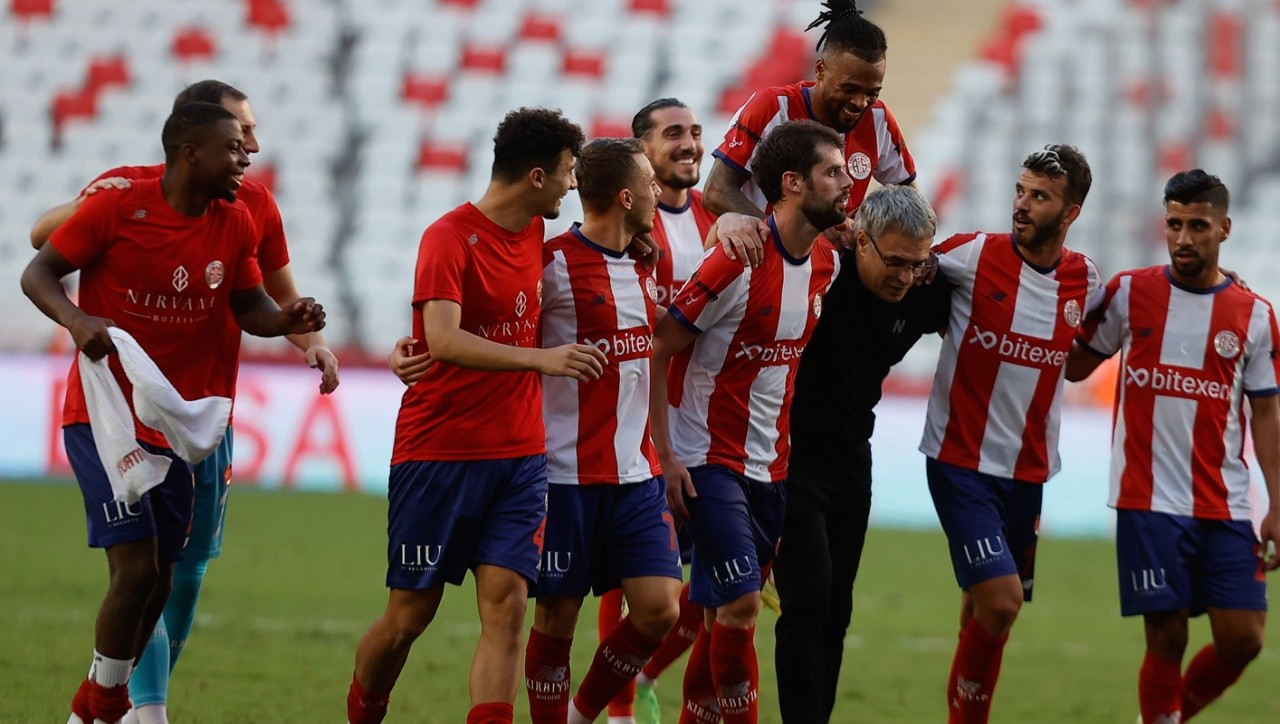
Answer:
[{"left": 866, "top": 233, "right": 937, "bottom": 278}]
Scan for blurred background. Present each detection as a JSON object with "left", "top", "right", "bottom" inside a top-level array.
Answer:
[{"left": 0, "top": 0, "right": 1276, "bottom": 530}]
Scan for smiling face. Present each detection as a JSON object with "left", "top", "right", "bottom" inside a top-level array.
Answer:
[
  {"left": 623, "top": 153, "right": 661, "bottom": 235},
  {"left": 813, "top": 49, "right": 886, "bottom": 134},
  {"left": 1164, "top": 200, "right": 1230, "bottom": 287},
  {"left": 1011, "top": 169, "right": 1076, "bottom": 252},
  {"left": 221, "top": 97, "right": 260, "bottom": 154},
  {"left": 538, "top": 148, "right": 578, "bottom": 220},
  {"left": 194, "top": 118, "right": 250, "bottom": 202},
  {"left": 640, "top": 105, "right": 703, "bottom": 194}
]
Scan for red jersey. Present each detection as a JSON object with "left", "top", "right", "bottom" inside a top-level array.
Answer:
[
  {"left": 391, "top": 203, "right": 546, "bottom": 463},
  {"left": 90, "top": 164, "right": 291, "bottom": 399},
  {"left": 666, "top": 217, "right": 841, "bottom": 483},
  {"left": 1078, "top": 267, "right": 1280, "bottom": 520},
  {"left": 714, "top": 81, "right": 915, "bottom": 216},
  {"left": 50, "top": 178, "right": 261, "bottom": 447},
  {"left": 651, "top": 189, "right": 717, "bottom": 307},
  {"left": 920, "top": 233, "right": 1101, "bottom": 483},
  {"left": 541, "top": 225, "right": 662, "bottom": 485}
]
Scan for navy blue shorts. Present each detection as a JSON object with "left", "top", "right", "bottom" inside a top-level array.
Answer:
[
  {"left": 386, "top": 455, "right": 548, "bottom": 590},
  {"left": 534, "top": 477, "right": 682, "bottom": 598},
  {"left": 64, "top": 423, "right": 195, "bottom": 563},
  {"left": 184, "top": 425, "right": 233, "bottom": 560},
  {"left": 1116, "top": 508, "right": 1267, "bottom": 617},
  {"left": 926, "top": 457, "right": 1042, "bottom": 599},
  {"left": 685, "top": 464, "right": 786, "bottom": 608}
]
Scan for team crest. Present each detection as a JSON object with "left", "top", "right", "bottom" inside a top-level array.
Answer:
[
  {"left": 205, "top": 260, "right": 226, "bottom": 289},
  {"left": 645, "top": 276, "right": 659, "bottom": 302},
  {"left": 1214, "top": 330, "right": 1241, "bottom": 359},
  {"left": 1062, "top": 299, "right": 1082, "bottom": 328},
  {"left": 846, "top": 152, "right": 872, "bottom": 181},
  {"left": 812, "top": 292, "right": 824, "bottom": 319},
  {"left": 536, "top": 279, "right": 544, "bottom": 306}
]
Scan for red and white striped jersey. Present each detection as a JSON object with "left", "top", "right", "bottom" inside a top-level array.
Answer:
[
  {"left": 1078, "top": 267, "right": 1280, "bottom": 520},
  {"left": 652, "top": 189, "right": 717, "bottom": 307},
  {"left": 666, "top": 218, "right": 841, "bottom": 483},
  {"left": 714, "top": 81, "right": 915, "bottom": 216},
  {"left": 541, "top": 225, "right": 662, "bottom": 485},
  {"left": 920, "top": 232, "right": 1101, "bottom": 483}
]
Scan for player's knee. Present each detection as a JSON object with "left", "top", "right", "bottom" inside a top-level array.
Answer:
[
  {"left": 630, "top": 597, "right": 680, "bottom": 640},
  {"left": 109, "top": 556, "right": 161, "bottom": 601},
  {"left": 974, "top": 589, "right": 1022, "bottom": 634},
  {"left": 1216, "top": 631, "right": 1264, "bottom": 669},
  {"left": 535, "top": 597, "right": 581, "bottom": 639},
  {"left": 715, "top": 592, "right": 761, "bottom": 628}
]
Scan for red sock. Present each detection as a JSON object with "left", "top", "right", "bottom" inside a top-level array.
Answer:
[
  {"left": 86, "top": 680, "right": 132, "bottom": 723},
  {"left": 347, "top": 672, "right": 390, "bottom": 724},
  {"left": 598, "top": 589, "right": 636, "bottom": 717},
  {"left": 947, "top": 618, "right": 1007, "bottom": 723},
  {"left": 679, "top": 625, "right": 719, "bottom": 724},
  {"left": 1181, "top": 645, "right": 1243, "bottom": 720},
  {"left": 709, "top": 622, "right": 758, "bottom": 724},
  {"left": 70, "top": 679, "right": 92, "bottom": 722},
  {"left": 525, "top": 628, "right": 573, "bottom": 724},
  {"left": 574, "top": 617, "right": 661, "bottom": 720},
  {"left": 1138, "top": 651, "right": 1183, "bottom": 723},
  {"left": 467, "top": 702, "right": 514, "bottom": 724},
  {"left": 641, "top": 583, "right": 702, "bottom": 680}
]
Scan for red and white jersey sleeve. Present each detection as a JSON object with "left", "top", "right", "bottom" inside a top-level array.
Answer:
[
  {"left": 541, "top": 226, "right": 662, "bottom": 485},
  {"left": 1078, "top": 267, "right": 1280, "bottom": 520},
  {"left": 651, "top": 189, "right": 717, "bottom": 307},
  {"left": 714, "top": 81, "right": 915, "bottom": 215},
  {"left": 666, "top": 223, "right": 841, "bottom": 482},
  {"left": 920, "top": 232, "right": 1101, "bottom": 482}
]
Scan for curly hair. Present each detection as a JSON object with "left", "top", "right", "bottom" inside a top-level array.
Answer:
[{"left": 491, "top": 107, "right": 585, "bottom": 182}]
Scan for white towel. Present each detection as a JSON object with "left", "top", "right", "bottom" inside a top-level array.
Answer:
[{"left": 78, "top": 327, "right": 232, "bottom": 503}]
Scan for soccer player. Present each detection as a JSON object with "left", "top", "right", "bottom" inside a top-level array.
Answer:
[
  {"left": 30, "top": 79, "right": 339, "bottom": 724},
  {"left": 649, "top": 120, "right": 847, "bottom": 724},
  {"left": 1065, "top": 170, "right": 1280, "bottom": 723},
  {"left": 702, "top": 0, "right": 913, "bottom": 226},
  {"left": 774, "top": 184, "right": 949, "bottom": 723},
  {"left": 20, "top": 101, "right": 326, "bottom": 724},
  {"left": 346, "top": 108, "right": 607, "bottom": 724},
  {"left": 922, "top": 145, "right": 1100, "bottom": 723},
  {"left": 523, "top": 137, "right": 683, "bottom": 724},
  {"left": 590, "top": 98, "right": 717, "bottom": 724}
]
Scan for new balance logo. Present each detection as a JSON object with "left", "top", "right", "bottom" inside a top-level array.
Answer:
[
  {"left": 955, "top": 676, "right": 990, "bottom": 703},
  {"left": 1125, "top": 365, "right": 1231, "bottom": 401}
]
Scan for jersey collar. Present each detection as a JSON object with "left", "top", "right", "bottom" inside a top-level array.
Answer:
[{"left": 767, "top": 215, "right": 811, "bottom": 266}]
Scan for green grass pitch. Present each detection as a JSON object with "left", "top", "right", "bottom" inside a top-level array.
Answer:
[{"left": 4, "top": 480, "right": 1279, "bottom": 722}]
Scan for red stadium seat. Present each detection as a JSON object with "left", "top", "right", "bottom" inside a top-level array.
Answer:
[
  {"left": 439, "top": 0, "right": 479, "bottom": 8},
  {"left": 589, "top": 116, "right": 632, "bottom": 140},
  {"left": 977, "top": 4, "right": 1043, "bottom": 77},
  {"left": 10, "top": 0, "right": 54, "bottom": 21},
  {"left": 629, "top": 0, "right": 670, "bottom": 16},
  {"left": 416, "top": 141, "right": 468, "bottom": 172},
  {"left": 1206, "top": 10, "right": 1241, "bottom": 80},
  {"left": 402, "top": 73, "right": 450, "bottom": 109},
  {"left": 51, "top": 87, "right": 97, "bottom": 137},
  {"left": 718, "top": 29, "right": 809, "bottom": 115},
  {"left": 1205, "top": 108, "right": 1237, "bottom": 140},
  {"left": 86, "top": 54, "right": 130, "bottom": 93},
  {"left": 519, "top": 13, "right": 561, "bottom": 43},
  {"left": 247, "top": 0, "right": 291, "bottom": 34},
  {"left": 461, "top": 43, "right": 506, "bottom": 74},
  {"left": 562, "top": 48, "right": 605, "bottom": 79},
  {"left": 172, "top": 27, "right": 218, "bottom": 61}
]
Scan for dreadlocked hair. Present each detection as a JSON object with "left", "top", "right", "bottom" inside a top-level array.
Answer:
[{"left": 805, "top": 0, "right": 887, "bottom": 63}]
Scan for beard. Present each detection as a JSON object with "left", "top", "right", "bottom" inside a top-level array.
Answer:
[
  {"left": 1171, "top": 253, "right": 1207, "bottom": 279},
  {"left": 801, "top": 194, "right": 848, "bottom": 231},
  {"left": 1014, "top": 210, "right": 1067, "bottom": 250}
]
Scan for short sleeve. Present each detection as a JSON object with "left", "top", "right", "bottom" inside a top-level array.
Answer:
[
  {"left": 931, "top": 233, "right": 982, "bottom": 284},
  {"left": 49, "top": 189, "right": 115, "bottom": 268},
  {"left": 413, "top": 224, "right": 468, "bottom": 308},
  {"left": 713, "top": 91, "right": 779, "bottom": 177},
  {"left": 872, "top": 103, "right": 916, "bottom": 185},
  {"left": 252, "top": 191, "right": 290, "bottom": 274},
  {"left": 668, "top": 247, "right": 748, "bottom": 334},
  {"left": 1077, "top": 273, "right": 1127, "bottom": 359},
  {"left": 1243, "top": 299, "right": 1280, "bottom": 397}
]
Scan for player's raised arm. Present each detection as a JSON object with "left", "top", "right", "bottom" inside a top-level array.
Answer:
[{"left": 702, "top": 159, "right": 766, "bottom": 219}]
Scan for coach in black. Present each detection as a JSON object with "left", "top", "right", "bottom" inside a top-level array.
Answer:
[{"left": 774, "top": 184, "right": 950, "bottom": 723}]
